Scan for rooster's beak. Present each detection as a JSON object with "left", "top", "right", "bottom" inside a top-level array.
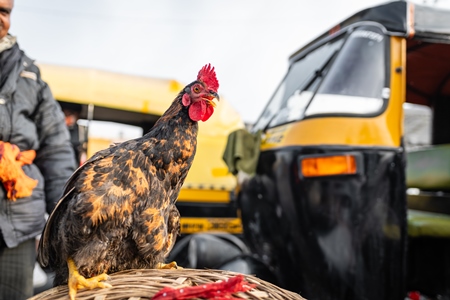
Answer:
[{"left": 208, "top": 91, "right": 219, "bottom": 107}]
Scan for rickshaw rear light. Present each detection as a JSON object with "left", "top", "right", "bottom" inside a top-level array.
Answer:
[{"left": 300, "top": 155, "right": 357, "bottom": 177}]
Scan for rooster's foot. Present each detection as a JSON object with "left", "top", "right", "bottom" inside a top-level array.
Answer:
[
  {"left": 157, "top": 261, "right": 182, "bottom": 269},
  {"left": 67, "top": 257, "right": 112, "bottom": 300}
]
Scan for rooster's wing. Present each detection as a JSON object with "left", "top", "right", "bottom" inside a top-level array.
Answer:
[{"left": 38, "top": 139, "right": 182, "bottom": 276}]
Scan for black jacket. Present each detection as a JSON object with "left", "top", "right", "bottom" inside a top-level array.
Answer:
[{"left": 0, "top": 43, "right": 76, "bottom": 247}]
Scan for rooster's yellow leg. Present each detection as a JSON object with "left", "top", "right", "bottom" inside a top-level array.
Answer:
[
  {"left": 156, "top": 261, "right": 182, "bottom": 269},
  {"left": 67, "top": 257, "right": 112, "bottom": 300}
]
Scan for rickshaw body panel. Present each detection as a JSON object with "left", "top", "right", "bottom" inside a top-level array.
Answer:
[{"left": 242, "top": 146, "right": 406, "bottom": 299}]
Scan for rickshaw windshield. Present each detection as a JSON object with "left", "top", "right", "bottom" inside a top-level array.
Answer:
[{"left": 253, "top": 25, "right": 388, "bottom": 131}]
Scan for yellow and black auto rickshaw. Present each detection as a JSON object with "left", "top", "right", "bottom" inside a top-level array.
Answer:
[{"left": 233, "top": 1, "right": 450, "bottom": 299}]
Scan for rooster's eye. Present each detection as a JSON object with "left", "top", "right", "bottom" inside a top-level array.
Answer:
[{"left": 193, "top": 86, "right": 200, "bottom": 93}]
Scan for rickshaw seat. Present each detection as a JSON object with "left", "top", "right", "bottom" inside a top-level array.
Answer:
[{"left": 408, "top": 209, "right": 450, "bottom": 238}]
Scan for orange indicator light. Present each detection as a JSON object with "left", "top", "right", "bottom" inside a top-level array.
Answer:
[{"left": 301, "top": 155, "right": 357, "bottom": 177}]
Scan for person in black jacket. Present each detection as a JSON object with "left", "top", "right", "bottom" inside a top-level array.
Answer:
[{"left": 0, "top": 0, "right": 77, "bottom": 299}]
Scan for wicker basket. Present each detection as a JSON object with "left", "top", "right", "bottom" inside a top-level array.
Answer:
[{"left": 29, "top": 268, "right": 305, "bottom": 300}]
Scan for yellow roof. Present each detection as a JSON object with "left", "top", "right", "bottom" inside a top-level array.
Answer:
[
  {"left": 39, "top": 63, "right": 183, "bottom": 116},
  {"left": 38, "top": 63, "right": 244, "bottom": 192}
]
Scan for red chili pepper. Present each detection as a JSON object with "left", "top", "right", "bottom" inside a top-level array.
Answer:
[{"left": 152, "top": 274, "right": 256, "bottom": 300}]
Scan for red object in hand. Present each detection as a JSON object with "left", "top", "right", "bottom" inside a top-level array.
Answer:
[{"left": 152, "top": 274, "right": 256, "bottom": 300}]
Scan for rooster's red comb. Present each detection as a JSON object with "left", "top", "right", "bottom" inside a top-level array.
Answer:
[{"left": 197, "top": 64, "right": 219, "bottom": 92}]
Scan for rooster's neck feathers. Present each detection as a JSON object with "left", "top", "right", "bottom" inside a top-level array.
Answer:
[{"left": 145, "top": 92, "right": 198, "bottom": 141}]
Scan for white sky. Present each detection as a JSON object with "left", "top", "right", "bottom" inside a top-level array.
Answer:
[{"left": 9, "top": 0, "right": 449, "bottom": 124}]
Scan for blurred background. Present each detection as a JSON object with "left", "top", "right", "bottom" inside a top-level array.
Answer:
[{"left": 10, "top": 0, "right": 449, "bottom": 125}]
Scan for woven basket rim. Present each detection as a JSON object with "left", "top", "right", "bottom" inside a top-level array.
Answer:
[{"left": 29, "top": 268, "right": 305, "bottom": 300}]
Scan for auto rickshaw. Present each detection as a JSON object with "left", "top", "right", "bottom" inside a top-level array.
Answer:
[{"left": 228, "top": 1, "right": 450, "bottom": 299}]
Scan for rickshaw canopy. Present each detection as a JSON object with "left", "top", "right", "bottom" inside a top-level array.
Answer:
[{"left": 291, "top": 0, "right": 450, "bottom": 65}]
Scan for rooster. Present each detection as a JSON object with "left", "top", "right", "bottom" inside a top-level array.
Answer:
[{"left": 37, "top": 64, "right": 219, "bottom": 300}]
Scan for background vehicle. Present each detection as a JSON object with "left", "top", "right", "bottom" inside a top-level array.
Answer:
[{"left": 233, "top": 2, "right": 450, "bottom": 299}]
